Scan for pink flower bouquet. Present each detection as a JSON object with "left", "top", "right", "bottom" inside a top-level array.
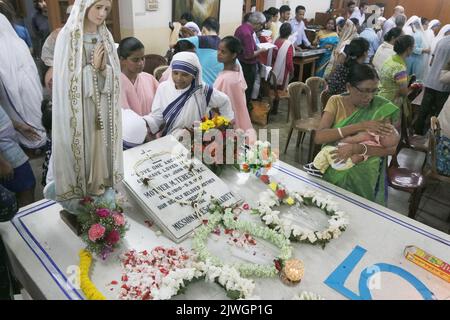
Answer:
[{"left": 78, "top": 197, "right": 128, "bottom": 259}]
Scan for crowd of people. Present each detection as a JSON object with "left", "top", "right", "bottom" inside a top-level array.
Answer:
[
  {"left": 0, "top": 0, "right": 449, "bottom": 230},
  {"left": 0, "top": 0, "right": 450, "bottom": 300}
]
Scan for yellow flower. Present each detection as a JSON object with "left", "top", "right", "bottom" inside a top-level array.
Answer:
[
  {"left": 200, "top": 122, "right": 209, "bottom": 131},
  {"left": 201, "top": 119, "right": 216, "bottom": 131},
  {"left": 78, "top": 250, "right": 106, "bottom": 300},
  {"left": 214, "top": 116, "right": 225, "bottom": 127},
  {"left": 269, "top": 182, "right": 278, "bottom": 192},
  {"left": 286, "top": 197, "right": 295, "bottom": 206}
]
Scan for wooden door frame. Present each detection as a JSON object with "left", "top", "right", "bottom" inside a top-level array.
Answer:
[
  {"left": 244, "top": 0, "right": 264, "bottom": 13},
  {"left": 47, "top": 0, "right": 120, "bottom": 41},
  {"left": 47, "top": 0, "right": 62, "bottom": 30}
]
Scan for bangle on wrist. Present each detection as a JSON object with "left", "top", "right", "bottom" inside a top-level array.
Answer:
[
  {"left": 359, "top": 143, "right": 368, "bottom": 156},
  {"left": 337, "top": 127, "right": 344, "bottom": 139}
]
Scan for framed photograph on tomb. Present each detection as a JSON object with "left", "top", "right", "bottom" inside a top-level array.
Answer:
[{"left": 172, "top": 0, "right": 221, "bottom": 26}]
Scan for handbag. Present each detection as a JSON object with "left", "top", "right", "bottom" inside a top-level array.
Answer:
[
  {"left": 0, "top": 185, "right": 17, "bottom": 223},
  {"left": 250, "top": 100, "right": 270, "bottom": 126}
]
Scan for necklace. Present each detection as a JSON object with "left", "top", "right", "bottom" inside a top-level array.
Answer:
[
  {"left": 133, "top": 152, "right": 207, "bottom": 215},
  {"left": 83, "top": 37, "right": 98, "bottom": 44}
]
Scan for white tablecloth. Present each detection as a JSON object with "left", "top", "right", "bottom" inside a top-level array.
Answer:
[{"left": 1, "top": 161, "right": 449, "bottom": 300}]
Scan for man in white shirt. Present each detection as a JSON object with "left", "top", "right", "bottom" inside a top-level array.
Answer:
[
  {"left": 382, "top": 6, "right": 405, "bottom": 38},
  {"left": 349, "top": 1, "right": 368, "bottom": 26},
  {"left": 290, "top": 5, "right": 311, "bottom": 50}
]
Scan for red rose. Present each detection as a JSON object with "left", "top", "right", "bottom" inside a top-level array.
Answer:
[
  {"left": 243, "top": 203, "right": 250, "bottom": 211},
  {"left": 105, "top": 230, "right": 121, "bottom": 245},
  {"left": 260, "top": 175, "right": 270, "bottom": 184},
  {"left": 80, "top": 196, "right": 94, "bottom": 205},
  {"left": 96, "top": 208, "right": 111, "bottom": 218},
  {"left": 276, "top": 189, "right": 286, "bottom": 199}
]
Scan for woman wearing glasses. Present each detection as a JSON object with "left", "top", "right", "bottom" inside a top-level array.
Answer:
[{"left": 310, "top": 64, "right": 400, "bottom": 205}]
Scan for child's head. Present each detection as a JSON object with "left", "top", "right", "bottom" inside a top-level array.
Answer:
[
  {"left": 217, "top": 36, "right": 242, "bottom": 64},
  {"left": 170, "top": 52, "right": 200, "bottom": 90},
  {"left": 279, "top": 22, "right": 292, "bottom": 39},
  {"left": 173, "top": 40, "right": 196, "bottom": 55},
  {"left": 41, "top": 98, "right": 52, "bottom": 135},
  {"left": 118, "top": 37, "right": 146, "bottom": 75}
]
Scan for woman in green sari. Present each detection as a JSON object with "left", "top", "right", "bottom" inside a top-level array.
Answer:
[{"left": 313, "top": 64, "right": 400, "bottom": 205}]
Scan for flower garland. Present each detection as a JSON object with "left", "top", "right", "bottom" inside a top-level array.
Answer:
[
  {"left": 292, "top": 291, "right": 325, "bottom": 300},
  {"left": 253, "top": 175, "right": 349, "bottom": 248},
  {"left": 193, "top": 201, "right": 292, "bottom": 278},
  {"left": 78, "top": 250, "right": 106, "bottom": 300}
]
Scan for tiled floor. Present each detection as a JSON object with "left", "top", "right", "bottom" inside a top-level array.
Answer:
[{"left": 28, "top": 100, "right": 450, "bottom": 234}]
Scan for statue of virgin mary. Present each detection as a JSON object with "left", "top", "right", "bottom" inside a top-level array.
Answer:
[{"left": 44, "top": 0, "right": 123, "bottom": 214}]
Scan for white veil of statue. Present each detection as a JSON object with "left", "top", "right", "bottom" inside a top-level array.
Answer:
[{"left": 46, "top": 0, "right": 123, "bottom": 207}]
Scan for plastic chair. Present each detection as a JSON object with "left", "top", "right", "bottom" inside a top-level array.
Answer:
[
  {"left": 283, "top": 82, "right": 321, "bottom": 162},
  {"left": 305, "top": 76, "right": 327, "bottom": 115},
  {"left": 153, "top": 65, "right": 169, "bottom": 82}
]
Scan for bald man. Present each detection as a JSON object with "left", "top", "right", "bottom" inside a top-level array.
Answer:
[{"left": 382, "top": 6, "right": 405, "bottom": 37}]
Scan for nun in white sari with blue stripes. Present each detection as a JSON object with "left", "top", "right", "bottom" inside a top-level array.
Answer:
[{"left": 144, "top": 52, "right": 234, "bottom": 137}]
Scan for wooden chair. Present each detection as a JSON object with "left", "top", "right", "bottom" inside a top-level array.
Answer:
[
  {"left": 305, "top": 77, "right": 327, "bottom": 115},
  {"left": 425, "top": 117, "right": 450, "bottom": 184},
  {"left": 426, "top": 117, "right": 450, "bottom": 228},
  {"left": 143, "top": 54, "right": 167, "bottom": 76},
  {"left": 391, "top": 93, "right": 429, "bottom": 170},
  {"left": 387, "top": 153, "right": 426, "bottom": 220},
  {"left": 283, "top": 82, "right": 321, "bottom": 162},
  {"left": 153, "top": 65, "right": 169, "bottom": 82}
]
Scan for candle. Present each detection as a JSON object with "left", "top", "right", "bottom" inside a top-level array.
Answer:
[{"left": 281, "top": 259, "right": 305, "bottom": 285}]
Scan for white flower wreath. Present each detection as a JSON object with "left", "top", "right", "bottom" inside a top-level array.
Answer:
[
  {"left": 292, "top": 291, "right": 325, "bottom": 300},
  {"left": 119, "top": 247, "right": 256, "bottom": 300},
  {"left": 192, "top": 200, "right": 293, "bottom": 279},
  {"left": 253, "top": 178, "right": 349, "bottom": 248},
  {"left": 154, "top": 260, "right": 257, "bottom": 300}
]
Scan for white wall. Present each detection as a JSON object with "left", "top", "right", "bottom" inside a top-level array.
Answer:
[
  {"left": 290, "top": 0, "right": 331, "bottom": 19},
  {"left": 119, "top": 0, "right": 244, "bottom": 55},
  {"left": 264, "top": 0, "right": 331, "bottom": 19}
]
